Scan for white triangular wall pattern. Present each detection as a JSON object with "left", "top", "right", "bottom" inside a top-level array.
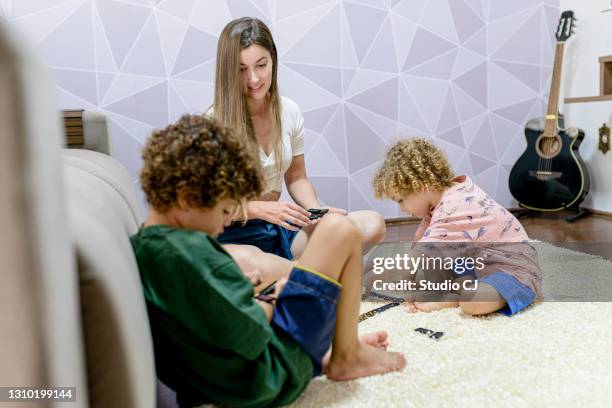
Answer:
[{"left": 7, "top": 0, "right": 559, "bottom": 217}]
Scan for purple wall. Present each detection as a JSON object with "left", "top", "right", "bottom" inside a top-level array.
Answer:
[{"left": 3, "top": 0, "right": 560, "bottom": 217}]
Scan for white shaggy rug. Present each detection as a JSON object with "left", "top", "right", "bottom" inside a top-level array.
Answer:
[{"left": 289, "top": 243, "right": 612, "bottom": 407}]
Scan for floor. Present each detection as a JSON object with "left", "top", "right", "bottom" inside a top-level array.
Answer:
[
  {"left": 383, "top": 210, "right": 612, "bottom": 260},
  {"left": 287, "top": 210, "right": 612, "bottom": 407},
  {"left": 291, "top": 241, "right": 612, "bottom": 408}
]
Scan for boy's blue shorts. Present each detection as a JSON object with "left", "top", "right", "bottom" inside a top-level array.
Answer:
[{"left": 272, "top": 266, "right": 341, "bottom": 377}]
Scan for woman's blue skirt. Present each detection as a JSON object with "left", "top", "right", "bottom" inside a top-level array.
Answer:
[{"left": 217, "top": 219, "right": 299, "bottom": 260}]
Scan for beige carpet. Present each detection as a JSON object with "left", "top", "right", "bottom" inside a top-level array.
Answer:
[{"left": 290, "top": 242, "right": 612, "bottom": 407}]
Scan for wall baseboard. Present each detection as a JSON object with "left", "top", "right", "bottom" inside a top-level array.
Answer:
[
  {"left": 384, "top": 207, "right": 612, "bottom": 225},
  {"left": 586, "top": 208, "right": 612, "bottom": 219}
]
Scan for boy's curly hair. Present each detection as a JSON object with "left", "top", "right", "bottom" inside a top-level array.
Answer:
[
  {"left": 140, "top": 114, "right": 264, "bottom": 212},
  {"left": 373, "top": 137, "right": 455, "bottom": 200}
]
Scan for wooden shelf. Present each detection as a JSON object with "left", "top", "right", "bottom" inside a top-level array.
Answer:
[
  {"left": 565, "top": 95, "right": 612, "bottom": 104},
  {"left": 62, "top": 109, "right": 84, "bottom": 146},
  {"left": 602, "top": 55, "right": 612, "bottom": 96},
  {"left": 565, "top": 55, "right": 612, "bottom": 104}
]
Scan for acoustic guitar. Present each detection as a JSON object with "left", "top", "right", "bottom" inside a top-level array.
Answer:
[{"left": 508, "top": 10, "right": 589, "bottom": 216}]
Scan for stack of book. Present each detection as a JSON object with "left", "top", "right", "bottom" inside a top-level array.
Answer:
[{"left": 63, "top": 109, "right": 84, "bottom": 146}]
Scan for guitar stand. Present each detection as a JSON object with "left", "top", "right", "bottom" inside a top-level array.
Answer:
[
  {"left": 513, "top": 206, "right": 590, "bottom": 223},
  {"left": 565, "top": 207, "right": 590, "bottom": 223},
  {"left": 514, "top": 208, "right": 538, "bottom": 219}
]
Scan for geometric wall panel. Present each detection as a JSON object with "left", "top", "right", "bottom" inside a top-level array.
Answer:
[{"left": 6, "top": 0, "right": 559, "bottom": 218}]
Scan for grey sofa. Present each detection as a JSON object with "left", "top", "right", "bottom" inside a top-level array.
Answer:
[{"left": 0, "top": 19, "right": 180, "bottom": 408}]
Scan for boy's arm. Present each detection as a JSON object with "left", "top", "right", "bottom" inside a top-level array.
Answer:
[
  {"left": 254, "top": 278, "right": 287, "bottom": 323},
  {"left": 255, "top": 300, "right": 274, "bottom": 322}
]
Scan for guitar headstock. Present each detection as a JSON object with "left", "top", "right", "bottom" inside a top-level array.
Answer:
[{"left": 556, "top": 10, "right": 576, "bottom": 42}]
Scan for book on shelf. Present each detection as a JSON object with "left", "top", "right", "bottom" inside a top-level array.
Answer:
[
  {"left": 64, "top": 118, "right": 83, "bottom": 127},
  {"left": 62, "top": 109, "right": 85, "bottom": 145},
  {"left": 66, "top": 136, "right": 84, "bottom": 145},
  {"left": 63, "top": 109, "right": 84, "bottom": 118},
  {"left": 65, "top": 128, "right": 84, "bottom": 136}
]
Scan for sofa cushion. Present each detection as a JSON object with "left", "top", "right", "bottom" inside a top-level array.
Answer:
[
  {"left": 63, "top": 151, "right": 155, "bottom": 408},
  {"left": 63, "top": 149, "right": 143, "bottom": 230},
  {"left": 82, "top": 110, "right": 112, "bottom": 155}
]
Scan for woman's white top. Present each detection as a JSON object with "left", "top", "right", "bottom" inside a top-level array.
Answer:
[{"left": 207, "top": 96, "right": 305, "bottom": 194}]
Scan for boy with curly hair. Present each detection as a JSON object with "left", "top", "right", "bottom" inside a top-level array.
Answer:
[
  {"left": 131, "top": 114, "right": 405, "bottom": 408},
  {"left": 373, "top": 138, "right": 541, "bottom": 316}
]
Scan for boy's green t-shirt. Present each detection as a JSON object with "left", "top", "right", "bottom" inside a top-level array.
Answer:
[{"left": 130, "top": 225, "right": 313, "bottom": 408}]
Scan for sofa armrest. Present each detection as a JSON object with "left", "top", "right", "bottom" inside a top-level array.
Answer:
[{"left": 82, "top": 110, "right": 112, "bottom": 155}]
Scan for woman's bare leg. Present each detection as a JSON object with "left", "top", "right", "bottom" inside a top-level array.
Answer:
[
  {"left": 223, "top": 244, "right": 294, "bottom": 290},
  {"left": 291, "top": 210, "right": 385, "bottom": 259},
  {"left": 347, "top": 210, "right": 386, "bottom": 245}
]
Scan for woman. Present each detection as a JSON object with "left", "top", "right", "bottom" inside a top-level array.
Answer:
[{"left": 209, "top": 17, "right": 385, "bottom": 269}]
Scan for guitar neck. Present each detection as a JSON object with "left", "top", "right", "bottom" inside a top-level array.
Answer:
[{"left": 544, "top": 42, "right": 565, "bottom": 136}]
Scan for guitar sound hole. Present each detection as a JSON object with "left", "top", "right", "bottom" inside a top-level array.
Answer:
[{"left": 536, "top": 135, "right": 562, "bottom": 159}]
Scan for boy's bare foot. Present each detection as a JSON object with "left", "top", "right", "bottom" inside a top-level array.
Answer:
[
  {"left": 405, "top": 300, "right": 458, "bottom": 313},
  {"left": 322, "top": 331, "right": 390, "bottom": 372},
  {"left": 326, "top": 344, "right": 406, "bottom": 381}
]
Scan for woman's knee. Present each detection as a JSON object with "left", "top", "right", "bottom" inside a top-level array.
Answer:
[
  {"left": 365, "top": 211, "right": 386, "bottom": 243},
  {"left": 317, "top": 214, "right": 361, "bottom": 244},
  {"left": 347, "top": 210, "right": 386, "bottom": 244},
  {"left": 223, "top": 244, "right": 263, "bottom": 271}
]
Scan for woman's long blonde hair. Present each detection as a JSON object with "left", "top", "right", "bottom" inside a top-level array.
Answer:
[{"left": 212, "top": 17, "right": 283, "bottom": 185}]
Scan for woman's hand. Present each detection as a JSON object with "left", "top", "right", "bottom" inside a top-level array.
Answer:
[
  {"left": 250, "top": 201, "right": 311, "bottom": 231},
  {"left": 307, "top": 206, "right": 349, "bottom": 225}
]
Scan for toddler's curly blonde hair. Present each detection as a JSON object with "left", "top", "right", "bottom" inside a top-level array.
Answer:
[{"left": 373, "top": 138, "right": 454, "bottom": 200}]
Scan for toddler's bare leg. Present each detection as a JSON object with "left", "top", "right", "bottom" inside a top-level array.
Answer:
[
  {"left": 459, "top": 282, "right": 506, "bottom": 315},
  {"left": 290, "top": 210, "right": 385, "bottom": 259}
]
